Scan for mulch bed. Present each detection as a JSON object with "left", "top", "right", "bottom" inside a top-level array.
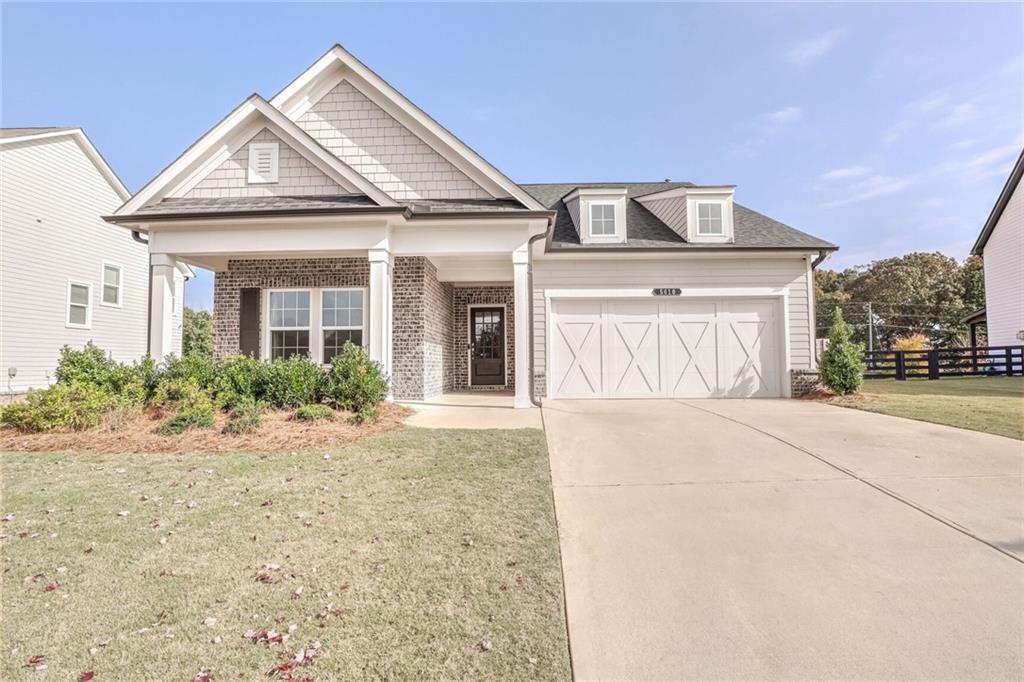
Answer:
[
  {"left": 798, "top": 387, "right": 868, "bottom": 404},
  {"left": 0, "top": 403, "right": 412, "bottom": 454}
]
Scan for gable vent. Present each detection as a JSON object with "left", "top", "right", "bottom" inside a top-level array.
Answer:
[{"left": 247, "top": 142, "right": 279, "bottom": 184}]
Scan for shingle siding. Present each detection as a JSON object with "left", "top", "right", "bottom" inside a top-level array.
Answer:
[
  {"left": 297, "top": 80, "right": 490, "bottom": 201},
  {"left": 184, "top": 128, "right": 343, "bottom": 199}
]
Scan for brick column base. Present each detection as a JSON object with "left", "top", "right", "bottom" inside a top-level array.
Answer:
[{"left": 790, "top": 369, "right": 820, "bottom": 398}]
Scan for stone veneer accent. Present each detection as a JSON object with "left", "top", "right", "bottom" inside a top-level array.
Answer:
[
  {"left": 391, "top": 257, "right": 453, "bottom": 401},
  {"left": 212, "top": 258, "right": 369, "bottom": 359},
  {"left": 452, "top": 286, "right": 516, "bottom": 392},
  {"left": 790, "top": 368, "right": 820, "bottom": 398}
]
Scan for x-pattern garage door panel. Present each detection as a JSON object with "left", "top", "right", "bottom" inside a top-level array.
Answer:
[{"left": 549, "top": 297, "right": 781, "bottom": 399}]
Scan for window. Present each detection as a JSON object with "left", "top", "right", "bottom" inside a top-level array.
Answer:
[
  {"left": 101, "top": 264, "right": 122, "bottom": 306},
  {"left": 697, "top": 203, "right": 724, "bottom": 235},
  {"left": 66, "top": 281, "right": 91, "bottom": 328},
  {"left": 247, "top": 142, "right": 279, "bottom": 184},
  {"left": 589, "top": 203, "right": 616, "bottom": 236},
  {"left": 321, "top": 289, "right": 364, "bottom": 363},
  {"left": 268, "top": 290, "right": 310, "bottom": 359}
]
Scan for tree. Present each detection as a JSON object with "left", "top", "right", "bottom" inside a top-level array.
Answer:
[
  {"left": 819, "top": 308, "right": 864, "bottom": 394},
  {"left": 183, "top": 308, "right": 213, "bottom": 357}
]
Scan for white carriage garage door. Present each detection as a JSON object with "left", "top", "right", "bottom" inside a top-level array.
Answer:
[{"left": 549, "top": 298, "right": 782, "bottom": 399}]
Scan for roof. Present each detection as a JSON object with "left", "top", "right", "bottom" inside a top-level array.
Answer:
[
  {"left": 0, "top": 126, "right": 75, "bottom": 139},
  {"left": 971, "top": 147, "right": 1024, "bottom": 255},
  {"left": 520, "top": 182, "right": 837, "bottom": 251},
  {"left": 961, "top": 307, "right": 987, "bottom": 325},
  {"left": 0, "top": 127, "right": 130, "bottom": 200}
]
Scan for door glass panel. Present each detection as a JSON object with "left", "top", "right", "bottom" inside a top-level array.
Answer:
[{"left": 473, "top": 310, "right": 502, "bottom": 360}]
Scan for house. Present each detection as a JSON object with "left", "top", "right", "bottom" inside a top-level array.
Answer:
[
  {"left": 970, "top": 149, "right": 1024, "bottom": 348},
  {"left": 107, "top": 45, "right": 836, "bottom": 406},
  {"left": 0, "top": 127, "right": 191, "bottom": 394}
]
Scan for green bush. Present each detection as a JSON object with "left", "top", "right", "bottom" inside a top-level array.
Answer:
[
  {"left": 222, "top": 397, "right": 263, "bottom": 435},
  {"left": 0, "top": 383, "right": 114, "bottom": 432},
  {"left": 53, "top": 343, "right": 157, "bottom": 406},
  {"left": 265, "top": 355, "right": 324, "bottom": 408},
  {"left": 322, "top": 343, "right": 388, "bottom": 423},
  {"left": 160, "top": 404, "right": 215, "bottom": 435},
  {"left": 161, "top": 353, "right": 217, "bottom": 390},
  {"left": 152, "top": 377, "right": 208, "bottom": 408},
  {"left": 820, "top": 308, "right": 865, "bottom": 395},
  {"left": 212, "top": 355, "right": 269, "bottom": 410},
  {"left": 293, "top": 404, "right": 334, "bottom": 421}
]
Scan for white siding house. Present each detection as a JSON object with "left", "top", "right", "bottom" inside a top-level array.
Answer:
[
  {"left": 0, "top": 127, "right": 188, "bottom": 394},
  {"left": 971, "top": 149, "right": 1024, "bottom": 347}
]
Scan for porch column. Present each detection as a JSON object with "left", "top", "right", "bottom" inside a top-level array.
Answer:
[
  {"left": 149, "top": 254, "right": 176, "bottom": 361},
  {"left": 368, "top": 248, "right": 393, "bottom": 393},
  {"left": 513, "top": 246, "right": 531, "bottom": 408}
]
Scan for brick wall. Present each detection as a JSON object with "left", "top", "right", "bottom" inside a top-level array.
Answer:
[
  {"left": 790, "top": 368, "right": 820, "bottom": 398},
  {"left": 297, "top": 80, "right": 490, "bottom": 201},
  {"left": 212, "top": 258, "right": 369, "bottom": 358},
  {"left": 452, "top": 286, "right": 515, "bottom": 392},
  {"left": 185, "top": 128, "right": 342, "bottom": 199},
  {"left": 391, "top": 257, "right": 454, "bottom": 400}
]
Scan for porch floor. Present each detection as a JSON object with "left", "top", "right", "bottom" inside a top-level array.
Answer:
[{"left": 400, "top": 392, "right": 542, "bottom": 430}]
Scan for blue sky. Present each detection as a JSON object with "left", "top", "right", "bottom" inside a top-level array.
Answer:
[{"left": 3, "top": 2, "right": 1021, "bottom": 310}]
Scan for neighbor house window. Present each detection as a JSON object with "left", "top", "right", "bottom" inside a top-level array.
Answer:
[
  {"left": 268, "top": 290, "right": 310, "bottom": 359},
  {"left": 697, "top": 203, "right": 724, "bottom": 235},
  {"left": 321, "top": 289, "right": 365, "bottom": 364},
  {"left": 589, "top": 203, "right": 616, "bottom": 236},
  {"left": 67, "top": 281, "right": 92, "bottom": 328},
  {"left": 101, "top": 264, "right": 122, "bottom": 306}
]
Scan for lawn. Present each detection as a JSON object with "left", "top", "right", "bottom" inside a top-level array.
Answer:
[
  {"left": 835, "top": 376, "right": 1024, "bottom": 440},
  {"left": 0, "top": 427, "right": 571, "bottom": 681}
]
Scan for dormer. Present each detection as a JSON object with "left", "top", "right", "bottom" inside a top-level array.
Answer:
[
  {"left": 636, "top": 185, "right": 736, "bottom": 243},
  {"left": 563, "top": 188, "right": 628, "bottom": 245}
]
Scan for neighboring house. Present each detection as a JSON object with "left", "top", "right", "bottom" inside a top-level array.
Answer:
[
  {"left": 0, "top": 127, "right": 190, "bottom": 394},
  {"left": 970, "top": 148, "right": 1024, "bottom": 348},
  {"left": 107, "top": 45, "right": 836, "bottom": 406}
]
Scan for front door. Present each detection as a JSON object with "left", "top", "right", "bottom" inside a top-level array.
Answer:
[{"left": 470, "top": 307, "right": 505, "bottom": 386}]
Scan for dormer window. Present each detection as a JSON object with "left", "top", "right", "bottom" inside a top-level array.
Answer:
[
  {"left": 697, "top": 203, "right": 724, "bottom": 236},
  {"left": 247, "top": 142, "right": 279, "bottom": 183},
  {"left": 589, "top": 203, "right": 616, "bottom": 236}
]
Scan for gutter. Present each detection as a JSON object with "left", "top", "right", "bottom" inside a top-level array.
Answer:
[
  {"left": 526, "top": 227, "right": 552, "bottom": 409},
  {"left": 548, "top": 244, "right": 840, "bottom": 254},
  {"left": 811, "top": 248, "right": 831, "bottom": 269}
]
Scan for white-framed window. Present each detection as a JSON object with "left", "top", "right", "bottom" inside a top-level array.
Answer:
[
  {"left": 101, "top": 263, "right": 122, "bottom": 307},
  {"left": 589, "top": 203, "right": 616, "bottom": 236},
  {"left": 268, "top": 290, "right": 311, "bottom": 360},
  {"left": 320, "top": 288, "right": 365, "bottom": 364},
  {"left": 696, "top": 202, "right": 724, "bottom": 235},
  {"left": 66, "top": 280, "right": 92, "bottom": 328},
  {"left": 247, "top": 142, "right": 279, "bottom": 184}
]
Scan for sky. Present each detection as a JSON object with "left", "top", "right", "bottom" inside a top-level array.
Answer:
[{"left": 3, "top": 2, "right": 1022, "bottom": 310}]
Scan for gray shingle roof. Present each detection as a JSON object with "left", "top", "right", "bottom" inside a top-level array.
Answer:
[
  {"left": 132, "top": 195, "right": 381, "bottom": 216},
  {"left": 520, "top": 182, "right": 836, "bottom": 250}
]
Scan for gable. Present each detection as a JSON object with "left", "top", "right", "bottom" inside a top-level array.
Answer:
[
  {"left": 184, "top": 128, "right": 344, "bottom": 199},
  {"left": 297, "top": 80, "right": 489, "bottom": 201},
  {"left": 635, "top": 195, "right": 687, "bottom": 240}
]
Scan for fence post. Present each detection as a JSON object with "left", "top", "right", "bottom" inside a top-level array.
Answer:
[
  {"left": 895, "top": 351, "right": 906, "bottom": 381},
  {"left": 928, "top": 349, "right": 939, "bottom": 380},
  {"left": 1007, "top": 347, "right": 1014, "bottom": 377}
]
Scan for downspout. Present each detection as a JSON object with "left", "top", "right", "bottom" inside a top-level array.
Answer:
[
  {"left": 132, "top": 230, "right": 152, "bottom": 357},
  {"left": 526, "top": 229, "right": 550, "bottom": 408},
  {"left": 811, "top": 249, "right": 829, "bottom": 269}
]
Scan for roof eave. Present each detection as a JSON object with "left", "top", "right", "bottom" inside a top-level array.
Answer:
[{"left": 972, "top": 147, "right": 1024, "bottom": 255}]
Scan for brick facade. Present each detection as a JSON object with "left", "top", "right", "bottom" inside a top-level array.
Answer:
[
  {"left": 790, "top": 368, "right": 820, "bottom": 398},
  {"left": 391, "top": 257, "right": 453, "bottom": 401},
  {"left": 452, "top": 286, "right": 516, "bottom": 392}
]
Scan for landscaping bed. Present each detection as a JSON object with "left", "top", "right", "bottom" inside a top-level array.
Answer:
[{"left": 0, "top": 427, "right": 571, "bottom": 681}]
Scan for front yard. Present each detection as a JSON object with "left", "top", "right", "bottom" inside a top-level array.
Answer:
[
  {"left": 0, "top": 428, "right": 571, "bottom": 681},
  {"left": 830, "top": 376, "right": 1024, "bottom": 440}
]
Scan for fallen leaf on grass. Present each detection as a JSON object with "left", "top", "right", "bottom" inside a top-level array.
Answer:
[
  {"left": 203, "top": 617, "right": 217, "bottom": 627},
  {"left": 24, "top": 654, "right": 46, "bottom": 670},
  {"left": 117, "top": 511, "right": 130, "bottom": 517},
  {"left": 2, "top": 514, "right": 13, "bottom": 521},
  {"left": 255, "top": 571, "right": 276, "bottom": 584},
  {"left": 244, "top": 628, "right": 285, "bottom": 645},
  {"left": 480, "top": 639, "right": 494, "bottom": 652},
  {"left": 44, "top": 580, "right": 60, "bottom": 592},
  {"left": 193, "top": 672, "right": 213, "bottom": 682},
  {"left": 79, "top": 671, "right": 95, "bottom": 681},
  {"left": 261, "top": 500, "right": 273, "bottom": 507},
  {"left": 291, "top": 586, "right": 303, "bottom": 599}
]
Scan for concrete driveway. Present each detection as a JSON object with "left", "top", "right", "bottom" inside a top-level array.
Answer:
[{"left": 543, "top": 399, "right": 1024, "bottom": 681}]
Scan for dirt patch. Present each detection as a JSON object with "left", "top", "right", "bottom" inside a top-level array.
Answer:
[
  {"left": 0, "top": 403, "right": 412, "bottom": 454},
  {"left": 799, "top": 388, "right": 868, "bottom": 405}
]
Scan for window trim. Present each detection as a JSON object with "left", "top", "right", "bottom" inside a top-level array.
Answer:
[
  {"left": 265, "top": 288, "right": 313, "bottom": 361},
  {"left": 695, "top": 202, "right": 725, "bottom": 236},
  {"left": 261, "top": 287, "right": 368, "bottom": 364},
  {"left": 247, "top": 141, "right": 280, "bottom": 184},
  {"left": 100, "top": 262, "right": 123, "bottom": 308},
  {"left": 66, "top": 280, "right": 93, "bottom": 329},
  {"left": 588, "top": 202, "right": 617, "bottom": 237},
  {"left": 320, "top": 287, "right": 368, "bottom": 365}
]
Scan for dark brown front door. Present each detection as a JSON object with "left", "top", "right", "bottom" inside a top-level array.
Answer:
[{"left": 470, "top": 307, "right": 505, "bottom": 385}]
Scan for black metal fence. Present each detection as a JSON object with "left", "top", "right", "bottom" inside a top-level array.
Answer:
[{"left": 863, "top": 346, "right": 1024, "bottom": 380}]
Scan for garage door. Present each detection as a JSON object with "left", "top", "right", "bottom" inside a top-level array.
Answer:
[{"left": 549, "top": 298, "right": 781, "bottom": 399}]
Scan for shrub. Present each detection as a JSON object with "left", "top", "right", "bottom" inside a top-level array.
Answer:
[
  {"left": 160, "top": 404, "right": 215, "bottom": 435},
  {"left": 820, "top": 308, "right": 865, "bottom": 395},
  {"left": 294, "top": 404, "right": 334, "bottom": 421},
  {"left": 265, "top": 355, "right": 324, "bottom": 408},
  {"left": 322, "top": 343, "right": 388, "bottom": 423},
  {"left": 152, "top": 377, "right": 208, "bottom": 408},
  {"left": 0, "top": 383, "right": 114, "bottom": 432},
  {"left": 54, "top": 343, "right": 157, "bottom": 405},
  {"left": 222, "top": 397, "right": 263, "bottom": 435},
  {"left": 212, "top": 355, "right": 269, "bottom": 410},
  {"left": 160, "top": 353, "right": 217, "bottom": 391},
  {"left": 891, "top": 333, "right": 928, "bottom": 351}
]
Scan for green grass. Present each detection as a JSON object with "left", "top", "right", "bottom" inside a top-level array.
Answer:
[
  {"left": 0, "top": 428, "right": 570, "bottom": 681},
  {"left": 842, "top": 376, "right": 1024, "bottom": 440}
]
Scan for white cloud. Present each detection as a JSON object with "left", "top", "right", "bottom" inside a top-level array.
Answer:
[
  {"left": 821, "top": 174, "right": 913, "bottom": 208},
  {"left": 820, "top": 165, "right": 871, "bottom": 181},
  {"left": 785, "top": 29, "right": 845, "bottom": 66},
  {"left": 766, "top": 106, "right": 803, "bottom": 125},
  {"left": 728, "top": 106, "right": 804, "bottom": 157},
  {"left": 962, "top": 142, "right": 1021, "bottom": 181}
]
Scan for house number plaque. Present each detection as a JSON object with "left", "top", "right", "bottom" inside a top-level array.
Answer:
[{"left": 652, "top": 288, "right": 682, "bottom": 296}]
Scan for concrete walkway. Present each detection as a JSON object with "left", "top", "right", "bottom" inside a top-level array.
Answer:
[
  {"left": 544, "top": 399, "right": 1024, "bottom": 681},
  {"left": 401, "top": 392, "right": 542, "bottom": 429}
]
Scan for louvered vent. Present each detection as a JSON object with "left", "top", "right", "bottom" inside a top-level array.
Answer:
[{"left": 247, "top": 142, "right": 279, "bottom": 184}]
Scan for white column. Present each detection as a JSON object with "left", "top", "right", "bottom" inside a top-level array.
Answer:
[
  {"left": 368, "top": 248, "right": 393, "bottom": 391},
  {"left": 513, "top": 246, "right": 531, "bottom": 408},
  {"left": 149, "top": 254, "right": 176, "bottom": 361}
]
